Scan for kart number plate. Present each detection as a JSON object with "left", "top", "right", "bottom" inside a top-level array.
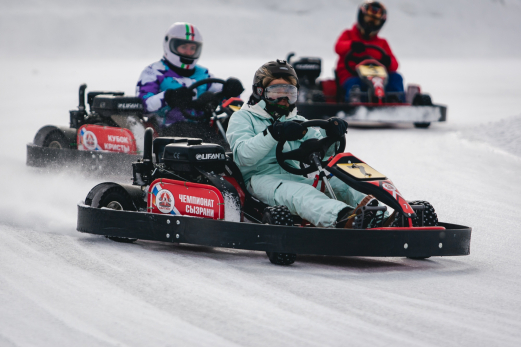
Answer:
[
  {"left": 357, "top": 65, "right": 387, "bottom": 78},
  {"left": 337, "top": 163, "right": 386, "bottom": 179}
]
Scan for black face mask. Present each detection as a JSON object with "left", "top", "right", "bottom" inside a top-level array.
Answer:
[{"left": 264, "top": 101, "right": 295, "bottom": 120}]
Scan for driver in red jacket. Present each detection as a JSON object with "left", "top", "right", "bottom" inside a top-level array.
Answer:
[{"left": 335, "top": 1, "right": 404, "bottom": 102}]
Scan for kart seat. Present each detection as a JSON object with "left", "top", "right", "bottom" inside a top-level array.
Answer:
[{"left": 224, "top": 152, "right": 268, "bottom": 220}]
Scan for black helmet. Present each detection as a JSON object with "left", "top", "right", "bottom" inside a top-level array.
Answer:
[
  {"left": 252, "top": 59, "right": 300, "bottom": 101},
  {"left": 357, "top": 1, "right": 387, "bottom": 39}
]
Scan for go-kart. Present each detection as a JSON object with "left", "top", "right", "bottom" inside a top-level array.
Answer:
[
  {"left": 26, "top": 78, "right": 242, "bottom": 174},
  {"left": 77, "top": 121, "right": 471, "bottom": 265},
  {"left": 287, "top": 48, "right": 447, "bottom": 128}
]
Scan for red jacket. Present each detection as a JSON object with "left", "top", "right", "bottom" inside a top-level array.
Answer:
[{"left": 335, "top": 24, "right": 399, "bottom": 85}]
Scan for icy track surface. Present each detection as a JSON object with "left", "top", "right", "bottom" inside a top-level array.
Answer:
[
  {"left": 2, "top": 0, "right": 521, "bottom": 343},
  {"left": 1, "top": 58, "right": 520, "bottom": 347}
]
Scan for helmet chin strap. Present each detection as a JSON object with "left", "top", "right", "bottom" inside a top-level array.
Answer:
[{"left": 180, "top": 56, "right": 195, "bottom": 65}]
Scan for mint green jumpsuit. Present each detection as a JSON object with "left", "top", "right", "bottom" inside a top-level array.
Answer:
[{"left": 226, "top": 100, "right": 367, "bottom": 227}]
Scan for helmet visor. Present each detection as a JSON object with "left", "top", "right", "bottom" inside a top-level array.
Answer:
[
  {"left": 169, "top": 38, "right": 203, "bottom": 59},
  {"left": 264, "top": 84, "right": 298, "bottom": 104},
  {"left": 364, "top": 14, "right": 382, "bottom": 26}
]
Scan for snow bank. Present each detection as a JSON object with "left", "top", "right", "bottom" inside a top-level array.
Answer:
[
  {"left": 1, "top": 0, "right": 521, "bottom": 60},
  {"left": 461, "top": 114, "right": 521, "bottom": 158}
]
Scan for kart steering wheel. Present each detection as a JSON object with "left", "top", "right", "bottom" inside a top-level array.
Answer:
[
  {"left": 180, "top": 78, "right": 226, "bottom": 122},
  {"left": 276, "top": 120, "right": 346, "bottom": 175},
  {"left": 343, "top": 44, "right": 390, "bottom": 76}
]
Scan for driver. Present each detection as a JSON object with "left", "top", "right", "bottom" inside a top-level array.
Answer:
[
  {"left": 136, "top": 22, "right": 244, "bottom": 129},
  {"left": 335, "top": 1, "right": 404, "bottom": 101},
  {"left": 226, "top": 60, "right": 377, "bottom": 228}
]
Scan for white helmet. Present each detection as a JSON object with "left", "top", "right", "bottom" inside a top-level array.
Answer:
[{"left": 163, "top": 22, "right": 203, "bottom": 70}]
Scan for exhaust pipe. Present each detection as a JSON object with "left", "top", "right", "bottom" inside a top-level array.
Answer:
[
  {"left": 78, "top": 84, "right": 87, "bottom": 111},
  {"left": 143, "top": 127, "right": 154, "bottom": 162}
]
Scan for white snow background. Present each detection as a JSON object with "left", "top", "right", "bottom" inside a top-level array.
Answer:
[{"left": 1, "top": 0, "right": 521, "bottom": 346}]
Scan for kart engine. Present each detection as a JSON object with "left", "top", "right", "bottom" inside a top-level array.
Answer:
[{"left": 153, "top": 137, "right": 226, "bottom": 172}]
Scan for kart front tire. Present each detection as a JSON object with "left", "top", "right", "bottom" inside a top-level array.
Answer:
[
  {"left": 262, "top": 206, "right": 296, "bottom": 265},
  {"left": 402, "top": 200, "right": 437, "bottom": 260},
  {"left": 95, "top": 186, "right": 138, "bottom": 243}
]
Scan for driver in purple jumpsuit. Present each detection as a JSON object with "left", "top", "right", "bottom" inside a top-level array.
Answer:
[{"left": 136, "top": 22, "right": 243, "bottom": 128}]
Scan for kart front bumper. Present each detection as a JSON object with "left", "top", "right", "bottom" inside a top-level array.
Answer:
[
  {"left": 26, "top": 143, "right": 140, "bottom": 175},
  {"left": 297, "top": 103, "right": 447, "bottom": 124}
]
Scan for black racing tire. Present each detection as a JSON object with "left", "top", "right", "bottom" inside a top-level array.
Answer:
[
  {"left": 391, "top": 200, "right": 438, "bottom": 228},
  {"left": 413, "top": 94, "right": 433, "bottom": 129},
  {"left": 262, "top": 206, "right": 296, "bottom": 265},
  {"left": 414, "top": 122, "right": 431, "bottom": 129},
  {"left": 266, "top": 252, "right": 297, "bottom": 265},
  {"left": 95, "top": 186, "right": 138, "bottom": 243},
  {"left": 391, "top": 200, "right": 438, "bottom": 260},
  {"left": 42, "top": 130, "right": 69, "bottom": 149},
  {"left": 409, "top": 200, "right": 438, "bottom": 227}
]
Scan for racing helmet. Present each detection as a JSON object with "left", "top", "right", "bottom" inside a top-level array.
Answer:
[
  {"left": 251, "top": 59, "right": 300, "bottom": 118},
  {"left": 357, "top": 1, "right": 387, "bottom": 38},
  {"left": 163, "top": 22, "right": 203, "bottom": 70},
  {"left": 252, "top": 59, "right": 300, "bottom": 101}
]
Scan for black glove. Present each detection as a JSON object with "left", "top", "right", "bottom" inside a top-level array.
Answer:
[
  {"left": 222, "top": 77, "right": 244, "bottom": 98},
  {"left": 164, "top": 87, "right": 195, "bottom": 109},
  {"left": 380, "top": 53, "right": 391, "bottom": 67},
  {"left": 191, "top": 91, "right": 220, "bottom": 112},
  {"left": 268, "top": 121, "right": 308, "bottom": 142},
  {"left": 325, "top": 117, "right": 348, "bottom": 138},
  {"left": 351, "top": 41, "right": 366, "bottom": 54}
]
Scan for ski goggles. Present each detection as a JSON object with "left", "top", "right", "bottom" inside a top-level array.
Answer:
[{"left": 264, "top": 84, "right": 298, "bottom": 104}]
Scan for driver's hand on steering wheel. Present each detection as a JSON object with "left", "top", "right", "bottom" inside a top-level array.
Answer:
[
  {"left": 268, "top": 121, "right": 308, "bottom": 142},
  {"left": 351, "top": 41, "right": 366, "bottom": 53},
  {"left": 191, "top": 91, "right": 220, "bottom": 112},
  {"left": 222, "top": 77, "right": 244, "bottom": 99},
  {"left": 165, "top": 87, "right": 195, "bottom": 109},
  {"left": 379, "top": 53, "right": 391, "bottom": 68},
  {"left": 325, "top": 117, "right": 348, "bottom": 138}
]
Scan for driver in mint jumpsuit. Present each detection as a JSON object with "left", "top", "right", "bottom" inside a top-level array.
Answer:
[{"left": 226, "top": 60, "right": 376, "bottom": 228}]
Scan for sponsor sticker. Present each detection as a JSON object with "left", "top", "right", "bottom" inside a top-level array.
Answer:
[
  {"left": 195, "top": 153, "right": 225, "bottom": 160},
  {"left": 156, "top": 189, "right": 175, "bottom": 214},
  {"left": 82, "top": 131, "right": 98, "bottom": 150}
]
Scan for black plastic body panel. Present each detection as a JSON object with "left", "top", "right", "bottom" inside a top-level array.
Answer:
[
  {"left": 296, "top": 102, "right": 447, "bottom": 122},
  {"left": 77, "top": 204, "right": 471, "bottom": 258},
  {"left": 26, "top": 143, "right": 139, "bottom": 175}
]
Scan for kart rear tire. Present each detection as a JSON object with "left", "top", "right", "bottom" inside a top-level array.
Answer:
[
  {"left": 96, "top": 186, "right": 138, "bottom": 243},
  {"left": 43, "top": 131, "right": 69, "bottom": 149},
  {"left": 412, "top": 94, "right": 433, "bottom": 129},
  {"left": 407, "top": 256, "right": 431, "bottom": 260},
  {"left": 262, "top": 206, "right": 296, "bottom": 265},
  {"left": 414, "top": 122, "right": 431, "bottom": 129}
]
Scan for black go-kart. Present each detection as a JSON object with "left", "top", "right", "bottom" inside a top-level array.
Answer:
[
  {"left": 26, "top": 79, "right": 242, "bottom": 175},
  {"left": 77, "top": 121, "right": 471, "bottom": 265},
  {"left": 287, "top": 49, "right": 447, "bottom": 128}
]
